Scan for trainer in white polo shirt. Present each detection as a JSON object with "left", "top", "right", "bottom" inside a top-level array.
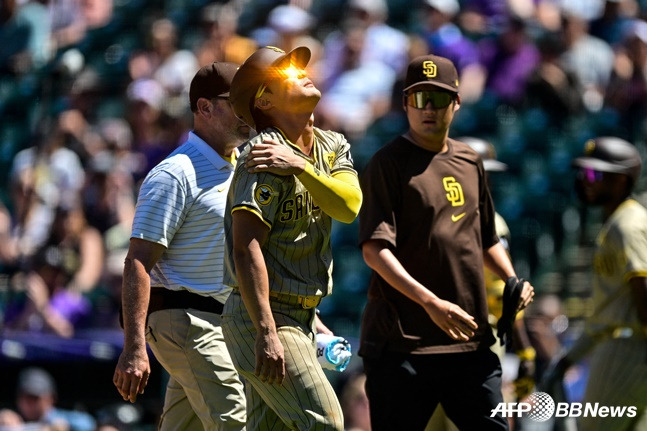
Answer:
[{"left": 113, "top": 62, "right": 249, "bottom": 431}]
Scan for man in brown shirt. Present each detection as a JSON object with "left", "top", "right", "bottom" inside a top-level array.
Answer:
[{"left": 358, "top": 54, "right": 534, "bottom": 430}]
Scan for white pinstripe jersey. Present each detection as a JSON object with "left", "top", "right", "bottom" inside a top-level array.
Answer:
[
  {"left": 587, "top": 199, "right": 647, "bottom": 331},
  {"left": 131, "top": 131, "right": 236, "bottom": 304},
  {"left": 224, "top": 127, "right": 357, "bottom": 298}
]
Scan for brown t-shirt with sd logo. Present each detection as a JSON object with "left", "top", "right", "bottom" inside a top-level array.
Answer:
[{"left": 358, "top": 136, "right": 498, "bottom": 356}]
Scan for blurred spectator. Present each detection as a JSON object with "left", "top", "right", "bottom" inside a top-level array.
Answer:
[
  {"left": 0, "top": 200, "right": 20, "bottom": 274},
  {"left": 322, "top": 0, "right": 409, "bottom": 77},
  {"left": 148, "top": 18, "right": 198, "bottom": 97},
  {"left": 524, "top": 294, "right": 567, "bottom": 380},
  {"left": 0, "top": 408, "right": 23, "bottom": 428},
  {"left": 524, "top": 31, "right": 584, "bottom": 126},
  {"left": 461, "top": 0, "right": 511, "bottom": 31},
  {"left": 80, "top": 0, "right": 113, "bottom": 30},
  {"left": 9, "top": 119, "right": 86, "bottom": 258},
  {"left": 0, "top": 0, "right": 49, "bottom": 75},
  {"left": 5, "top": 203, "right": 103, "bottom": 337},
  {"left": 127, "top": 50, "right": 155, "bottom": 82},
  {"left": 194, "top": 2, "right": 257, "bottom": 66},
  {"left": 478, "top": 16, "right": 541, "bottom": 106},
  {"left": 316, "top": 21, "right": 396, "bottom": 139},
  {"left": 560, "top": 9, "right": 615, "bottom": 112},
  {"left": 81, "top": 120, "right": 138, "bottom": 234},
  {"left": 50, "top": 0, "right": 87, "bottom": 52},
  {"left": 15, "top": 367, "right": 96, "bottom": 431},
  {"left": 125, "top": 78, "right": 176, "bottom": 177},
  {"left": 418, "top": 0, "right": 486, "bottom": 103},
  {"left": 93, "top": 403, "right": 143, "bottom": 431},
  {"left": 589, "top": 0, "right": 636, "bottom": 46},
  {"left": 604, "top": 19, "right": 647, "bottom": 140},
  {"left": 264, "top": 4, "right": 323, "bottom": 67}
]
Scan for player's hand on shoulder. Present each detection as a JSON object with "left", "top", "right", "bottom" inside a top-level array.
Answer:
[
  {"left": 425, "top": 298, "right": 478, "bottom": 341},
  {"left": 254, "top": 329, "right": 286, "bottom": 385},
  {"left": 246, "top": 138, "right": 306, "bottom": 176}
]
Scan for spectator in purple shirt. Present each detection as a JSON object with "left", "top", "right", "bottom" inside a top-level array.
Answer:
[{"left": 478, "top": 16, "right": 540, "bottom": 106}]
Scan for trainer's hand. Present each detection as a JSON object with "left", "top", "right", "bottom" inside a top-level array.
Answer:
[
  {"left": 246, "top": 138, "right": 306, "bottom": 176},
  {"left": 424, "top": 298, "right": 478, "bottom": 341},
  {"left": 517, "top": 280, "right": 535, "bottom": 312},
  {"left": 113, "top": 346, "right": 150, "bottom": 403},
  {"left": 255, "top": 329, "right": 285, "bottom": 385}
]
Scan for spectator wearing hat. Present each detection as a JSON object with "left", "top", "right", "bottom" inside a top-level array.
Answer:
[
  {"left": 223, "top": 45, "right": 362, "bottom": 430},
  {"left": 542, "top": 137, "right": 647, "bottom": 431},
  {"left": 358, "top": 54, "right": 534, "bottom": 430},
  {"left": 15, "top": 367, "right": 95, "bottom": 431},
  {"left": 113, "top": 62, "right": 249, "bottom": 430}
]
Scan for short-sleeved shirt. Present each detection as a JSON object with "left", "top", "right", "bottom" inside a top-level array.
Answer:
[
  {"left": 224, "top": 127, "right": 357, "bottom": 298},
  {"left": 131, "top": 131, "right": 236, "bottom": 304},
  {"left": 587, "top": 199, "right": 647, "bottom": 332},
  {"left": 358, "top": 136, "right": 499, "bottom": 356}
]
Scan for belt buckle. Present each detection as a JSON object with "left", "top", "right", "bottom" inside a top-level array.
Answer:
[{"left": 299, "top": 295, "right": 319, "bottom": 309}]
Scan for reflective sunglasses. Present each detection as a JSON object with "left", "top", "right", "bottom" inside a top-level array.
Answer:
[
  {"left": 579, "top": 167, "right": 604, "bottom": 183},
  {"left": 406, "top": 91, "right": 454, "bottom": 109}
]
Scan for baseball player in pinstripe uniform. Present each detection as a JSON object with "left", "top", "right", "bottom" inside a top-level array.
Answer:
[
  {"left": 113, "top": 62, "right": 248, "bottom": 430},
  {"left": 542, "top": 137, "right": 647, "bottom": 431},
  {"left": 222, "top": 46, "right": 362, "bottom": 430}
]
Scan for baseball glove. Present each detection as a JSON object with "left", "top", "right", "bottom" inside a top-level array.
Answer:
[{"left": 496, "top": 276, "right": 525, "bottom": 346}]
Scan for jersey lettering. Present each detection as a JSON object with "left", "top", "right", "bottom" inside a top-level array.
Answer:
[
  {"left": 443, "top": 177, "right": 465, "bottom": 206},
  {"left": 279, "top": 191, "right": 320, "bottom": 222}
]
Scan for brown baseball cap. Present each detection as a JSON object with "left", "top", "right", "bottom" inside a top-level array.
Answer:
[
  {"left": 403, "top": 54, "right": 459, "bottom": 93},
  {"left": 189, "top": 62, "right": 239, "bottom": 112},
  {"left": 230, "top": 46, "right": 311, "bottom": 128}
]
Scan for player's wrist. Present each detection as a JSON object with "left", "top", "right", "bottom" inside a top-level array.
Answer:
[{"left": 293, "top": 157, "right": 306, "bottom": 174}]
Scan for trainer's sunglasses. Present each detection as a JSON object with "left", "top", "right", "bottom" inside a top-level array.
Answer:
[
  {"left": 406, "top": 91, "right": 455, "bottom": 109},
  {"left": 256, "top": 64, "right": 308, "bottom": 99},
  {"left": 579, "top": 167, "right": 604, "bottom": 183}
]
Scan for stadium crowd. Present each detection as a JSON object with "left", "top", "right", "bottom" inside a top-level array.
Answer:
[{"left": 1, "top": 0, "right": 647, "bottom": 429}]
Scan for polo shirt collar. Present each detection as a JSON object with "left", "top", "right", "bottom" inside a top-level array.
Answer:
[{"left": 186, "top": 131, "right": 236, "bottom": 171}]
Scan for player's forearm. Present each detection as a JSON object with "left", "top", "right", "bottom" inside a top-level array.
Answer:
[
  {"left": 362, "top": 240, "right": 440, "bottom": 307},
  {"left": 233, "top": 241, "right": 277, "bottom": 334},
  {"left": 121, "top": 258, "right": 151, "bottom": 349},
  {"left": 297, "top": 164, "right": 362, "bottom": 223},
  {"left": 483, "top": 242, "right": 516, "bottom": 281}
]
